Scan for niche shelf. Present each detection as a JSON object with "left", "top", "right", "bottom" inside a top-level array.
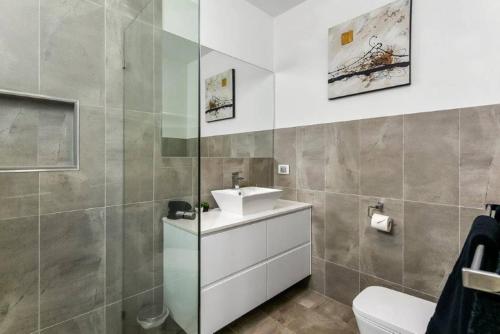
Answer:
[{"left": 0, "top": 89, "right": 79, "bottom": 172}]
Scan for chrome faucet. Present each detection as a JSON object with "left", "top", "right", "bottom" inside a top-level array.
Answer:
[{"left": 232, "top": 171, "right": 245, "bottom": 189}]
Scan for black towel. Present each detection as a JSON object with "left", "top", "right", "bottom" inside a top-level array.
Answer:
[{"left": 426, "top": 215, "right": 500, "bottom": 334}]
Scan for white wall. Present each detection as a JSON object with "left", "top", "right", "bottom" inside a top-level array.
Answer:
[
  {"left": 274, "top": 0, "right": 500, "bottom": 129},
  {"left": 200, "top": 0, "right": 274, "bottom": 71},
  {"left": 200, "top": 50, "right": 275, "bottom": 137}
]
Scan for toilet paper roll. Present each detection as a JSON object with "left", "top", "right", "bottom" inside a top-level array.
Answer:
[{"left": 370, "top": 213, "right": 392, "bottom": 233}]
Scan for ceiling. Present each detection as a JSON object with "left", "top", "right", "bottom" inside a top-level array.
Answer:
[{"left": 245, "top": 0, "right": 308, "bottom": 17}]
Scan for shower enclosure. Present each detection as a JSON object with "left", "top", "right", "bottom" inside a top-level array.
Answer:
[{"left": 121, "top": 0, "right": 200, "bottom": 332}]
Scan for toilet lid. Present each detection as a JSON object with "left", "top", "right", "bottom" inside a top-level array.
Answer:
[{"left": 352, "top": 286, "right": 436, "bottom": 334}]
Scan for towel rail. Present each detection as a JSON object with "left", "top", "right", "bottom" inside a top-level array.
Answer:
[{"left": 462, "top": 244, "right": 500, "bottom": 295}]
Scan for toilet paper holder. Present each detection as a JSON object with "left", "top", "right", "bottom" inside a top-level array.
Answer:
[{"left": 367, "top": 201, "right": 384, "bottom": 217}]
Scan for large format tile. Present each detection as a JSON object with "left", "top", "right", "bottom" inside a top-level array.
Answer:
[
  {"left": 40, "top": 308, "right": 105, "bottom": 334},
  {"left": 123, "top": 4, "right": 154, "bottom": 113},
  {"left": 0, "top": 96, "right": 38, "bottom": 168},
  {"left": 297, "top": 190, "right": 325, "bottom": 259},
  {"left": 123, "top": 110, "right": 154, "bottom": 204},
  {"left": 230, "top": 132, "right": 254, "bottom": 158},
  {"left": 460, "top": 105, "right": 500, "bottom": 208},
  {"left": 309, "top": 257, "right": 325, "bottom": 294},
  {"left": 0, "top": 0, "right": 39, "bottom": 93},
  {"left": 254, "top": 130, "right": 274, "bottom": 158},
  {"left": 274, "top": 128, "right": 297, "bottom": 189},
  {"left": 325, "top": 262, "right": 359, "bottom": 306},
  {"left": 0, "top": 173, "right": 38, "bottom": 220},
  {"left": 404, "top": 110, "right": 459, "bottom": 205},
  {"left": 40, "top": 208, "right": 105, "bottom": 328},
  {"left": 249, "top": 158, "right": 274, "bottom": 188},
  {"left": 107, "top": 0, "right": 152, "bottom": 19},
  {"left": 360, "top": 274, "right": 402, "bottom": 292},
  {"left": 106, "top": 291, "right": 158, "bottom": 334},
  {"left": 106, "top": 203, "right": 154, "bottom": 303},
  {"left": 222, "top": 158, "right": 250, "bottom": 189},
  {"left": 460, "top": 207, "right": 488, "bottom": 247},
  {"left": 40, "top": 0, "right": 105, "bottom": 106},
  {"left": 359, "top": 197, "right": 403, "bottom": 284},
  {"left": 106, "top": 9, "right": 134, "bottom": 109},
  {"left": 360, "top": 116, "right": 403, "bottom": 199},
  {"left": 325, "top": 121, "right": 360, "bottom": 194},
  {"left": 404, "top": 202, "right": 459, "bottom": 296},
  {"left": 297, "top": 125, "right": 325, "bottom": 191},
  {"left": 0, "top": 216, "right": 38, "bottom": 334},
  {"left": 106, "top": 108, "right": 124, "bottom": 205},
  {"left": 155, "top": 164, "right": 193, "bottom": 200},
  {"left": 325, "top": 193, "right": 359, "bottom": 269},
  {"left": 201, "top": 158, "right": 223, "bottom": 195},
  {"left": 207, "top": 135, "right": 231, "bottom": 157},
  {"left": 40, "top": 107, "right": 105, "bottom": 213}
]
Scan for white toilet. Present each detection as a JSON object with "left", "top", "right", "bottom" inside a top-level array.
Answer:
[{"left": 353, "top": 286, "right": 436, "bottom": 334}]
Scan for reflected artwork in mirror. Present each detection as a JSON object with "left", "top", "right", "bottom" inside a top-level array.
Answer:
[{"left": 205, "top": 69, "right": 235, "bottom": 122}]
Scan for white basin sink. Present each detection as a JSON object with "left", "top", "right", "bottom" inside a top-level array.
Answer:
[{"left": 211, "top": 187, "right": 283, "bottom": 216}]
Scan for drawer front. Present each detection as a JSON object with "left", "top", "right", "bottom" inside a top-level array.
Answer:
[
  {"left": 267, "top": 244, "right": 311, "bottom": 299},
  {"left": 201, "top": 263, "right": 267, "bottom": 334},
  {"left": 201, "top": 221, "right": 267, "bottom": 286},
  {"left": 267, "top": 209, "right": 311, "bottom": 257}
]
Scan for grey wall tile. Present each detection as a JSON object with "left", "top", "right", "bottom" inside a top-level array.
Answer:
[
  {"left": 460, "top": 207, "right": 488, "bottom": 247},
  {"left": 40, "top": 107, "right": 105, "bottom": 214},
  {"left": 0, "top": 216, "right": 38, "bottom": 334},
  {"left": 404, "top": 110, "right": 459, "bottom": 205},
  {"left": 403, "top": 287, "right": 438, "bottom": 303},
  {"left": 0, "top": 173, "right": 38, "bottom": 220},
  {"left": 254, "top": 130, "right": 274, "bottom": 158},
  {"left": 222, "top": 158, "right": 250, "bottom": 189},
  {"left": 325, "top": 193, "right": 359, "bottom": 269},
  {"left": 297, "top": 190, "right": 325, "bottom": 259},
  {"left": 0, "top": 96, "right": 38, "bottom": 168},
  {"left": 106, "top": 10, "right": 133, "bottom": 109},
  {"left": 360, "top": 116, "right": 403, "bottom": 199},
  {"left": 0, "top": 0, "right": 39, "bottom": 93},
  {"left": 404, "top": 202, "right": 459, "bottom": 296},
  {"left": 297, "top": 125, "right": 325, "bottom": 191},
  {"left": 274, "top": 128, "right": 296, "bottom": 188},
  {"left": 40, "top": 0, "right": 105, "bottom": 106},
  {"left": 276, "top": 187, "right": 297, "bottom": 201},
  {"left": 208, "top": 135, "right": 231, "bottom": 158},
  {"left": 155, "top": 165, "right": 193, "bottom": 200},
  {"left": 107, "top": 0, "right": 152, "bottom": 19},
  {"left": 106, "top": 203, "right": 154, "bottom": 303},
  {"left": 359, "top": 197, "right": 403, "bottom": 284},
  {"left": 360, "top": 274, "right": 402, "bottom": 292},
  {"left": 123, "top": 110, "right": 154, "bottom": 204},
  {"left": 325, "top": 121, "right": 359, "bottom": 194},
  {"left": 249, "top": 158, "right": 274, "bottom": 187},
  {"left": 460, "top": 105, "right": 500, "bottom": 208},
  {"left": 40, "top": 208, "right": 105, "bottom": 328},
  {"left": 123, "top": 6, "right": 154, "bottom": 113},
  {"left": 106, "top": 290, "right": 154, "bottom": 334},
  {"left": 230, "top": 132, "right": 254, "bottom": 158},
  {"left": 40, "top": 308, "right": 104, "bottom": 334},
  {"left": 106, "top": 108, "right": 124, "bottom": 206},
  {"left": 325, "top": 262, "right": 359, "bottom": 306},
  {"left": 309, "top": 257, "right": 325, "bottom": 294},
  {"left": 201, "top": 158, "right": 223, "bottom": 194}
]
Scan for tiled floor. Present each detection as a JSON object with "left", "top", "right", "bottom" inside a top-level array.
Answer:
[{"left": 216, "top": 283, "right": 359, "bottom": 334}]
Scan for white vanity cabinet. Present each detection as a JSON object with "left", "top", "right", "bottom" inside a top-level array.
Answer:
[{"left": 200, "top": 207, "right": 312, "bottom": 334}]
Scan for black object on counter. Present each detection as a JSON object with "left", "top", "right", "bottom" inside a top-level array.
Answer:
[{"left": 167, "top": 201, "right": 192, "bottom": 220}]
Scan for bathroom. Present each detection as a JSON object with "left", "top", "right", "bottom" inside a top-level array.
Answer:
[{"left": 1, "top": 0, "right": 500, "bottom": 333}]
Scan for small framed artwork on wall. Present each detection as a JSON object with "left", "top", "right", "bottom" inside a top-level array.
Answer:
[
  {"left": 328, "top": 0, "right": 412, "bottom": 100},
  {"left": 205, "top": 69, "right": 235, "bottom": 122}
]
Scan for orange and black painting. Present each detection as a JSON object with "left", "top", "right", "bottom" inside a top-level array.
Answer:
[{"left": 328, "top": 0, "right": 411, "bottom": 100}]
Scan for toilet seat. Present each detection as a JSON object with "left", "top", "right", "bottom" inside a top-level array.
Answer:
[{"left": 353, "top": 286, "right": 436, "bottom": 334}]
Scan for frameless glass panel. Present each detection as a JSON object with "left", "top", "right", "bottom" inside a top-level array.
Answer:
[{"left": 122, "top": 0, "right": 199, "bottom": 333}]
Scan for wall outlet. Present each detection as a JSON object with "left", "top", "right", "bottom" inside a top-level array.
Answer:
[{"left": 278, "top": 164, "right": 290, "bottom": 175}]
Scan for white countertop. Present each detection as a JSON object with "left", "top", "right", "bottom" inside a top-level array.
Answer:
[{"left": 162, "top": 199, "right": 312, "bottom": 236}]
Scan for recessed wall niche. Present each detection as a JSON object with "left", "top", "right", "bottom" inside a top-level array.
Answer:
[{"left": 0, "top": 90, "right": 79, "bottom": 172}]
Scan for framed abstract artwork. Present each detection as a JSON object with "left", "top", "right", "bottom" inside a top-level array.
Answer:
[
  {"left": 205, "top": 69, "right": 235, "bottom": 122},
  {"left": 328, "top": 0, "right": 412, "bottom": 100}
]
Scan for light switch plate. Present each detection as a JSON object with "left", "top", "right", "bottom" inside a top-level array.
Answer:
[{"left": 278, "top": 164, "right": 290, "bottom": 175}]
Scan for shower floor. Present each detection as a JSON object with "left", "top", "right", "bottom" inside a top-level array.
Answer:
[{"left": 215, "top": 282, "right": 359, "bottom": 334}]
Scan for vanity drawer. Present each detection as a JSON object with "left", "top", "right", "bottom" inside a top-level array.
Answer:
[
  {"left": 201, "top": 221, "right": 267, "bottom": 286},
  {"left": 201, "top": 263, "right": 267, "bottom": 334},
  {"left": 267, "top": 209, "right": 311, "bottom": 257},
  {"left": 267, "top": 243, "right": 311, "bottom": 299}
]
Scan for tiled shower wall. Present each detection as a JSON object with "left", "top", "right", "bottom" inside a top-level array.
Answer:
[
  {"left": 200, "top": 130, "right": 274, "bottom": 208},
  {"left": 0, "top": 1, "right": 170, "bottom": 333},
  {"left": 274, "top": 105, "right": 500, "bottom": 305}
]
